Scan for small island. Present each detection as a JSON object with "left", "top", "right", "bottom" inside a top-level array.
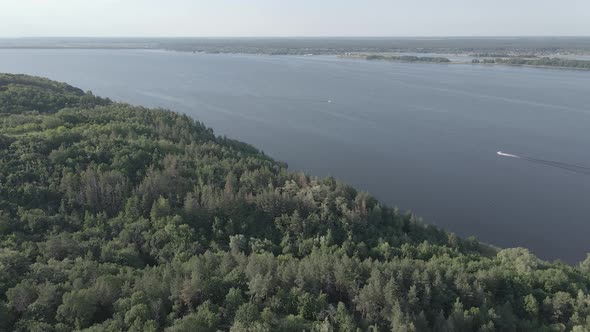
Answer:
[
  {"left": 472, "top": 57, "right": 590, "bottom": 69},
  {"left": 341, "top": 53, "right": 452, "bottom": 63},
  {"left": 341, "top": 52, "right": 590, "bottom": 70}
]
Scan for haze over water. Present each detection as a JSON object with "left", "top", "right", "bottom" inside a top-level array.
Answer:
[{"left": 1, "top": 49, "right": 589, "bottom": 263}]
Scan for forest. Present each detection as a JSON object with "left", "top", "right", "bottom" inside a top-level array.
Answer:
[{"left": 1, "top": 73, "right": 590, "bottom": 331}]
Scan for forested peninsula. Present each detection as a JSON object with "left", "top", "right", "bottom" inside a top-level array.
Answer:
[
  {"left": 1, "top": 74, "right": 590, "bottom": 331},
  {"left": 472, "top": 57, "right": 590, "bottom": 70},
  {"left": 344, "top": 53, "right": 590, "bottom": 70}
]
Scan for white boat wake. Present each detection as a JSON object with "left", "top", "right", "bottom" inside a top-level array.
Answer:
[
  {"left": 497, "top": 151, "right": 590, "bottom": 175},
  {"left": 497, "top": 151, "right": 520, "bottom": 158}
]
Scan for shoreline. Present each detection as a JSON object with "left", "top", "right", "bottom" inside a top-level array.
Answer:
[
  {"left": 1, "top": 46, "right": 590, "bottom": 71},
  {"left": 339, "top": 53, "right": 590, "bottom": 71}
]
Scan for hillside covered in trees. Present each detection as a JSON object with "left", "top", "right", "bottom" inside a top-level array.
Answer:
[{"left": 1, "top": 74, "right": 590, "bottom": 331}]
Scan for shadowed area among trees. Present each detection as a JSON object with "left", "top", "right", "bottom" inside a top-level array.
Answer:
[{"left": 1, "top": 73, "right": 590, "bottom": 331}]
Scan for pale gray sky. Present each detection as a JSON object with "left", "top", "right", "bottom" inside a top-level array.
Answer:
[{"left": 1, "top": 0, "right": 588, "bottom": 37}]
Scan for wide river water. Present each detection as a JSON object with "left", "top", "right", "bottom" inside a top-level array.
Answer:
[{"left": 1, "top": 49, "right": 589, "bottom": 263}]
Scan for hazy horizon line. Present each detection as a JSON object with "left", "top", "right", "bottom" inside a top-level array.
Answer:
[{"left": 1, "top": 35, "right": 590, "bottom": 39}]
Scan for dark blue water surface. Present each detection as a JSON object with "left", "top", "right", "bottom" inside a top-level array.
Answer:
[{"left": 1, "top": 49, "right": 589, "bottom": 263}]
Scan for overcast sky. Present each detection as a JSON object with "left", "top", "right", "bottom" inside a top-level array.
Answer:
[{"left": 1, "top": 0, "right": 588, "bottom": 37}]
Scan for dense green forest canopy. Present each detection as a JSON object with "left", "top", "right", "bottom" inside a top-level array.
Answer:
[{"left": 1, "top": 73, "right": 590, "bottom": 331}]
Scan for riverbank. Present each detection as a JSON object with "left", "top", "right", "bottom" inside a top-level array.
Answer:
[{"left": 340, "top": 52, "right": 590, "bottom": 71}]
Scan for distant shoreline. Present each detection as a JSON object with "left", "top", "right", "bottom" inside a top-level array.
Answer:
[
  {"left": 339, "top": 52, "right": 590, "bottom": 71},
  {"left": 1, "top": 45, "right": 590, "bottom": 71}
]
